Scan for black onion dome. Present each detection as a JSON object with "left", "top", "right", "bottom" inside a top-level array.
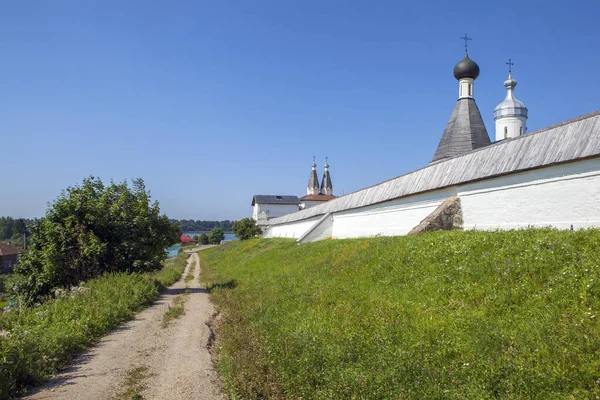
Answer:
[{"left": 453, "top": 55, "right": 480, "bottom": 80}]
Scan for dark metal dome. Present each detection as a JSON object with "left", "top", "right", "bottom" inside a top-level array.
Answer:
[{"left": 453, "top": 55, "right": 480, "bottom": 80}]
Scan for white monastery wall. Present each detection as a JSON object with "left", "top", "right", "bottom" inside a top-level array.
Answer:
[
  {"left": 298, "top": 213, "right": 334, "bottom": 244},
  {"left": 331, "top": 188, "right": 456, "bottom": 239},
  {"left": 264, "top": 216, "right": 321, "bottom": 239},
  {"left": 459, "top": 157, "right": 600, "bottom": 230},
  {"left": 265, "top": 157, "right": 600, "bottom": 242}
]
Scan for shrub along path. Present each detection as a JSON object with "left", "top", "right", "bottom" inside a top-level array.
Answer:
[{"left": 25, "top": 252, "right": 223, "bottom": 400}]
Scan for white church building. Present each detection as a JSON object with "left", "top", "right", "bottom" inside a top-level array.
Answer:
[
  {"left": 251, "top": 158, "right": 336, "bottom": 228},
  {"left": 262, "top": 40, "right": 600, "bottom": 243}
]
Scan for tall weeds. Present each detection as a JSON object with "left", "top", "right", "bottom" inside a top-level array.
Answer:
[{"left": 0, "top": 253, "right": 188, "bottom": 398}]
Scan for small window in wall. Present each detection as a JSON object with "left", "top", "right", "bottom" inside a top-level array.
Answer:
[
  {"left": 504, "top": 127, "right": 508, "bottom": 139},
  {"left": 520, "top": 127, "right": 524, "bottom": 136},
  {"left": 468, "top": 84, "right": 472, "bottom": 96}
]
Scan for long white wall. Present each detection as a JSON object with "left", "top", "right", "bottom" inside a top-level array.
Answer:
[
  {"left": 263, "top": 216, "right": 321, "bottom": 239},
  {"left": 265, "top": 157, "right": 600, "bottom": 242},
  {"left": 459, "top": 157, "right": 600, "bottom": 230},
  {"left": 331, "top": 188, "right": 456, "bottom": 239},
  {"left": 298, "top": 213, "right": 333, "bottom": 244}
]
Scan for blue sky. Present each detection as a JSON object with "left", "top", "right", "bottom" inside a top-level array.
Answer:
[{"left": 1, "top": 1, "right": 599, "bottom": 220}]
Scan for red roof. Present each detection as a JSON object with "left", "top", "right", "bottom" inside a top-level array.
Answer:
[
  {"left": 180, "top": 234, "right": 197, "bottom": 243},
  {"left": 299, "top": 194, "right": 336, "bottom": 201},
  {"left": 0, "top": 244, "right": 23, "bottom": 256}
]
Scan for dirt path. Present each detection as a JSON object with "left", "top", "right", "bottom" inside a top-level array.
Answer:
[{"left": 25, "top": 252, "right": 223, "bottom": 400}]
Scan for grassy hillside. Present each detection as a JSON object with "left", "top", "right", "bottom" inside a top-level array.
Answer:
[{"left": 200, "top": 229, "right": 600, "bottom": 399}]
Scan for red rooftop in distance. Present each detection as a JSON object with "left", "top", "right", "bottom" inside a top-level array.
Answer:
[{"left": 180, "top": 234, "right": 197, "bottom": 246}]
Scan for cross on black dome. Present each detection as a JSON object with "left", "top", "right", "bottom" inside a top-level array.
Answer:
[{"left": 453, "top": 34, "right": 480, "bottom": 80}]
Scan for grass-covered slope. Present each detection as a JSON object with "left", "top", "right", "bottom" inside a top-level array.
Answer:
[{"left": 200, "top": 229, "right": 600, "bottom": 399}]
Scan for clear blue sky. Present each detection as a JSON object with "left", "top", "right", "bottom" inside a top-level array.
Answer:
[{"left": 1, "top": 1, "right": 599, "bottom": 220}]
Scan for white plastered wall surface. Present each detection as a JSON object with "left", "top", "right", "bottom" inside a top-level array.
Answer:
[
  {"left": 459, "top": 157, "right": 600, "bottom": 230},
  {"left": 264, "top": 216, "right": 321, "bottom": 239},
  {"left": 264, "top": 157, "right": 600, "bottom": 242},
  {"left": 254, "top": 204, "right": 300, "bottom": 220},
  {"left": 331, "top": 187, "right": 456, "bottom": 239}
]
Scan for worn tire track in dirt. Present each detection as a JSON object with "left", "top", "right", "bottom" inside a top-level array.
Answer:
[{"left": 25, "top": 252, "right": 223, "bottom": 400}]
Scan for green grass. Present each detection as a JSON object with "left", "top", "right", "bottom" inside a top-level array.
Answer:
[
  {"left": 0, "top": 252, "right": 188, "bottom": 398},
  {"left": 116, "top": 365, "right": 150, "bottom": 400},
  {"left": 184, "top": 262, "right": 195, "bottom": 284},
  {"left": 161, "top": 294, "right": 186, "bottom": 328},
  {"left": 200, "top": 230, "right": 600, "bottom": 399}
]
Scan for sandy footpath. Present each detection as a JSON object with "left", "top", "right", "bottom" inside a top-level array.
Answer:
[{"left": 25, "top": 252, "right": 223, "bottom": 400}]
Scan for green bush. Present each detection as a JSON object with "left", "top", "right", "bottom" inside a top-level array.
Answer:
[
  {"left": 199, "top": 232, "right": 209, "bottom": 245},
  {"left": 208, "top": 228, "right": 225, "bottom": 244},
  {"left": 200, "top": 229, "right": 600, "bottom": 399},
  {"left": 0, "top": 253, "right": 187, "bottom": 397},
  {"left": 14, "top": 177, "right": 179, "bottom": 303},
  {"left": 232, "top": 218, "right": 262, "bottom": 240}
]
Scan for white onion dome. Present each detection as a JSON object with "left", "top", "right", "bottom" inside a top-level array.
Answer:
[{"left": 494, "top": 73, "right": 528, "bottom": 119}]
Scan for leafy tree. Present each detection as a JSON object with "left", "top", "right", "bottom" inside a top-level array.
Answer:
[
  {"left": 0, "top": 217, "right": 32, "bottom": 240},
  {"left": 232, "top": 218, "right": 262, "bottom": 240},
  {"left": 7, "top": 233, "right": 25, "bottom": 249},
  {"left": 199, "top": 232, "right": 209, "bottom": 245},
  {"left": 0, "top": 217, "right": 15, "bottom": 240},
  {"left": 15, "top": 176, "right": 179, "bottom": 303},
  {"left": 12, "top": 219, "right": 28, "bottom": 236},
  {"left": 208, "top": 228, "right": 225, "bottom": 245}
]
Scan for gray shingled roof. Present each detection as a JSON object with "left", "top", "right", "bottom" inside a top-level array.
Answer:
[
  {"left": 320, "top": 170, "right": 332, "bottom": 193},
  {"left": 251, "top": 195, "right": 300, "bottom": 206},
  {"left": 268, "top": 110, "right": 600, "bottom": 226},
  {"left": 308, "top": 169, "right": 319, "bottom": 192},
  {"left": 431, "top": 98, "right": 491, "bottom": 163}
]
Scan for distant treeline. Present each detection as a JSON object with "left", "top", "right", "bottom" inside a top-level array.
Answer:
[
  {"left": 2, "top": 217, "right": 235, "bottom": 245},
  {"left": 170, "top": 219, "right": 234, "bottom": 232},
  {"left": 0, "top": 217, "right": 34, "bottom": 238},
  {"left": 0, "top": 217, "right": 35, "bottom": 248}
]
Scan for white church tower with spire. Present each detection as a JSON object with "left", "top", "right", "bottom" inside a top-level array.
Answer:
[
  {"left": 307, "top": 157, "right": 320, "bottom": 195},
  {"left": 298, "top": 157, "right": 336, "bottom": 210},
  {"left": 494, "top": 59, "right": 528, "bottom": 141},
  {"left": 320, "top": 158, "right": 333, "bottom": 196}
]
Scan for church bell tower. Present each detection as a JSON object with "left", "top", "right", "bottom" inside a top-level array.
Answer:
[
  {"left": 307, "top": 157, "right": 320, "bottom": 195},
  {"left": 320, "top": 158, "right": 333, "bottom": 196},
  {"left": 494, "top": 59, "right": 528, "bottom": 141},
  {"left": 431, "top": 34, "right": 491, "bottom": 163}
]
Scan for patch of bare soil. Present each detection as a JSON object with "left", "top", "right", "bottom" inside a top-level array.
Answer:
[{"left": 24, "top": 252, "right": 223, "bottom": 400}]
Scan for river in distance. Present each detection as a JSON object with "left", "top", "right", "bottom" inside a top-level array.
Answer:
[{"left": 183, "top": 231, "right": 237, "bottom": 241}]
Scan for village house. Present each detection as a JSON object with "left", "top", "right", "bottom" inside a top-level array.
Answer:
[
  {"left": 180, "top": 234, "right": 197, "bottom": 247},
  {"left": 0, "top": 244, "right": 23, "bottom": 273}
]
